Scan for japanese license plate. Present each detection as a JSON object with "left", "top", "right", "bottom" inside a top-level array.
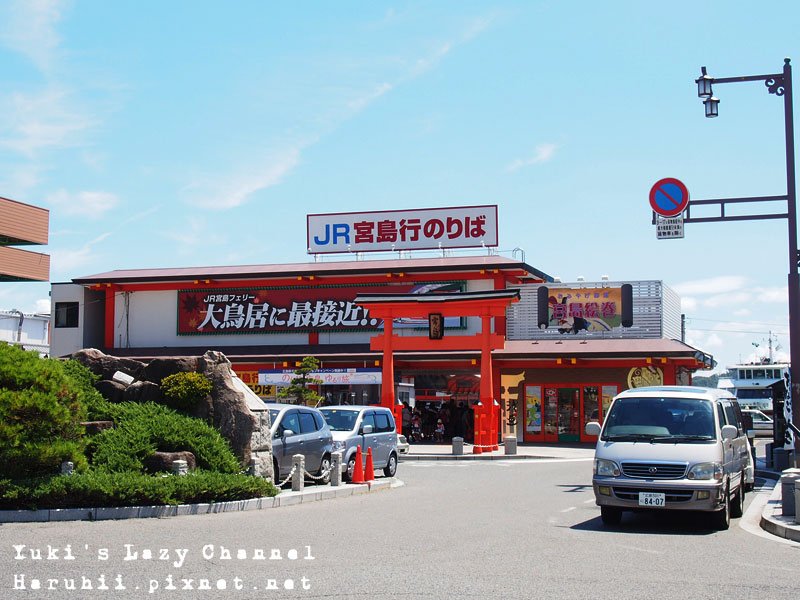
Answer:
[{"left": 639, "top": 492, "right": 665, "bottom": 507}]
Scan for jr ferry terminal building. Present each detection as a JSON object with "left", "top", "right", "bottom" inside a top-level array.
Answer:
[{"left": 50, "top": 205, "right": 713, "bottom": 447}]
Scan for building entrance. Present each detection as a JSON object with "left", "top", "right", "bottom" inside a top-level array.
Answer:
[{"left": 523, "top": 383, "right": 618, "bottom": 443}]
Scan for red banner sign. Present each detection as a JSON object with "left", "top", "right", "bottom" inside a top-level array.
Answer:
[{"left": 177, "top": 282, "right": 462, "bottom": 335}]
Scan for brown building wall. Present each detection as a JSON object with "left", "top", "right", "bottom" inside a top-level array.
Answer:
[
  {"left": 0, "top": 196, "right": 49, "bottom": 245},
  {"left": 0, "top": 246, "right": 50, "bottom": 281}
]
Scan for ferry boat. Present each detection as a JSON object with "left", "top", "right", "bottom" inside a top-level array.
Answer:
[{"left": 717, "top": 360, "right": 788, "bottom": 413}]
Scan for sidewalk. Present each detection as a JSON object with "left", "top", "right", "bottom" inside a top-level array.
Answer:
[
  {"left": 399, "top": 441, "right": 596, "bottom": 461},
  {"left": 755, "top": 454, "right": 800, "bottom": 543}
]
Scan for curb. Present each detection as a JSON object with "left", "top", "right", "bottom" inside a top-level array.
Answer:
[
  {"left": 400, "top": 453, "right": 549, "bottom": 461},
  {"left": 758, "top": 475, "right": 800, "bottom": 543},
  {"left": 0, "top": 479, "right": 395, "bottom": 524}
]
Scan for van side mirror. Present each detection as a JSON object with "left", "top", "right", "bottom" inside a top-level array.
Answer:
[
  {"left": 720, "top": 424, "right": 737, "bottom": 440},
  {"left": 282, "top": 429, "right": 295, "bottom": 438},
  {"left": 585, "top": 422, "right": 601, "bottom": 436},
  {"left": 361, "top": 424, "right": 374, "bottom": 435}
]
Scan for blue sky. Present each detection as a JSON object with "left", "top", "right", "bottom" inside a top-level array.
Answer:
[{"left": 1, "top": 1, "right": 799, "bottom": 373}]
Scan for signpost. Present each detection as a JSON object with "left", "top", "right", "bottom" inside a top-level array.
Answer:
[
  {"left": 651, "top": 178, "right": 689, "bottom": 239},
  {"left": 650, "top": 178, "right": 689, "bottom": 217}
]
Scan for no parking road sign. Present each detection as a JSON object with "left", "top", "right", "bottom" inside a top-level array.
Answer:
[{"left": 649, "top": 177, "right": 689, "bottom": 217}]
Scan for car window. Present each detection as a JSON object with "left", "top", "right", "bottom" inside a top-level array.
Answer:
[
  {"left": 722, "top": 402, "right": 741, "bottom": 434},
  {"left": 361, "top": 412, "right": 376, "bottom": 432},
  {"left": 320, "top": 409, "right": 359, "bottom": 432},
  {"left": 281, "top": 411, "right": 301, "bottom": 435},
  {"left": 717, "top": 404, "right": 726, "bottom": 433},
  {"left": 374, "top": 412, "right": 392, "bottom": 433},
  {"left": 298, "top": 411, "right": 318, "bottom": 433},
  {"left": 313, "top": 411, "right": 325, "bottom": 430}
]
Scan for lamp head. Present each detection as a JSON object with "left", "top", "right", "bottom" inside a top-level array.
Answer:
[
  {"left": 704, "top": 95, "right": 720, "bottom": 118},
  {"left": 696, "top": 66, "right": 714, "bottom": 98}
]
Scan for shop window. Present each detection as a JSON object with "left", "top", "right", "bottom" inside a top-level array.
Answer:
[{"left": 54, "top": 302, "right": 79, "bottom": 328}]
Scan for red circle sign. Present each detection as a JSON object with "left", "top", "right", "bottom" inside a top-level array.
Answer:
[{"left": 649, "top": 178, "right": 689, "bottom": 217}]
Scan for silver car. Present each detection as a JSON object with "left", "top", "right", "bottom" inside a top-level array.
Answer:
[
  {"left": 586, "top": 386, "right": 752, "bottom": 530},
  {"left": 742, "top": 408, "right": 773, "bottom": 437},
  {"left": 319, "top": 406, "right": 399, "bottom": 480},
  {"left": 269, "top": 404, "right": 334, "bottom": 484}
]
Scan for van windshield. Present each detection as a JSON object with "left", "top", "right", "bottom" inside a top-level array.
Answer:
[
  {"left": 319, "top": 409, "right": 359, "bottom": 432},
  {"left": 602, "top": 397, "right": 716, "bottom": 442}
]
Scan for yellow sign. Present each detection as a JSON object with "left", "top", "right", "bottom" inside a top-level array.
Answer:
[
  {"left": 627, "top": 366, "right": 663, "bottom": 389},
  {"left": 236, "top": 370, "right": 276, "bottom": 398}
]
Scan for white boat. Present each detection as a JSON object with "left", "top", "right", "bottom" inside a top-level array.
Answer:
[{"left": 717, "top": 360, "right": 788, "bottom": 413}]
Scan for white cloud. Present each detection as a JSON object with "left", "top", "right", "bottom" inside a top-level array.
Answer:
[
  {"left": 680, "top": 296, "right": 698, "bottom": 312},
  {"left": 0, "top": 87, "right": 94, "bottom": 157},
  {"left": 347, "top": 82, "right": 393, "bottom": 112},
  {"left": 0, "top": 0, "right": 64, "bottom": 73},
  {"left": 672, "top": 275, "right": 748, "bottom": 296},
  {"left": 52, "top": 232, "right": 111, "bottom": 274},
  {"left": 187, "top": 148, "right": 302, "bottom": 210},
  {"left": 733, "top": 307, "right": 751, "bottom": 317},
  {"left": 702, "top": 291, "right": 752, "bottom": 309},
  {"left": 46, "top": 189, "right": 120, "bottom": 219},
  {"left": 160, "top": 217, "right": 227, "bottom": 256},
  {"left": 506, "top": 143, "right": 558, "bottom": 172},
  {"left": 35, "top": 298, "right": 51, "bottom": 314}
]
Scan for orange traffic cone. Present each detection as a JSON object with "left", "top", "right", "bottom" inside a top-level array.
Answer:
[
  {"left": 351, "top": 446, "right": 364, "bottom": 484},
  {"left": 364, "top": 447, "right": 375, "bottom": 482}
]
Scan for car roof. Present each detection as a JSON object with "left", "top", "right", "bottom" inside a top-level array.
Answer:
[
  {"left": 319, "top": 405, "right": 391, "bottom": 412},
  {"left": 615, "top": 386, "right": 735, "bottom": 401},
  {"left": 266, "top": 403, "right": 321, "bottom": 411}
]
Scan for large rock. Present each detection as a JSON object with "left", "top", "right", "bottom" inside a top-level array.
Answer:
[
  {"left": 143, "top": 451, "right": 197, "bottom": 473},
  {"left": 123, "top": 380, "right": 163, "bottom": 404},
  {"left": 71, "top": 348, "right": 146, "bottom": 381},
  {"left": 143, "top": 357, "right": 202, "bottom": 385},
  {"left": 197, "top": 351, "right": 258, "bottom": 466},
  {"left": 95, "top": 379, "right": 127, "bottom": 403}
]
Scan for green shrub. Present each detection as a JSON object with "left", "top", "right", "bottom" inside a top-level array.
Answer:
[
  {"left": 89, "top": 402, "right": 241, "bottom": 473},
  {"left": 0, "top": 471, "right": 277, "bottom": 510},
  {"left": 160, "top": 371, "right": 213, "bottom": 411},
  {"left": 0, "top": 344, "right": 87, "bottom": 478},
  {"left": 62, "top": 359, "right": 111, "bottom": 421}
]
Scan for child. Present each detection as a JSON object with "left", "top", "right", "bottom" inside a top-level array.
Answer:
[
  {"left": 434, "top": 418, "right": 445, "bottom": 442},
  {"left": 410, "top": 411, "right": 422, "bottom": 442}
]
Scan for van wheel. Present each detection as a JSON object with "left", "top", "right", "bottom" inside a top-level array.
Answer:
[
  {"left": 317, "top": 454, "right": 331, "bottom": 485},
  {"left": 712, "top": 485, "right": 731, "bottom": 530},
  {"left": 600, "top": 507, "right": 622, "bottom": 526},
  {"left": 730, "top": 476, "right": 744, "bottom": 518},
  {"left": 344, "top": 455, "right": 356, "bottom": 483},
  {"left": 383, "top": 453, "right": 398, "bottom": 477}
]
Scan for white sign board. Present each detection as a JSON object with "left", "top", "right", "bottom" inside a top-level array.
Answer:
[
  {"left": 656, "top": 215, "right": 684, "bottom": 239},
  {"left": 307, "top": 205, "right": 499, "bottom": 254},
  {"left": 259, "top": 368, "right": 383, "bottom": 386}
]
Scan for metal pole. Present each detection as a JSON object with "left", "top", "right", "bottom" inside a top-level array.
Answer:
[{"left": 783, "top": 58, "right": 800, "bottom": 463}]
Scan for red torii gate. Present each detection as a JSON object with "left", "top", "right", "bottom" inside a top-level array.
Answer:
[{"left": 354, "top": 289, "right": 520, "bottom": 454}]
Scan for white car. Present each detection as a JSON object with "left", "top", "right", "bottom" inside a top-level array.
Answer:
[
  {"left": 397, "top": 434, "right": 410, "bottom": 454},
  {"left": 742, "top": 409, "right": 773, "bottom": 437}
]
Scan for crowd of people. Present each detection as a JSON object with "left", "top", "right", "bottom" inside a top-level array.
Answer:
[{"left": 401, "top": 400, "right": 474, "bottom": 443}]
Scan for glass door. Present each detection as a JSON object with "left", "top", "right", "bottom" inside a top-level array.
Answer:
[
  {"left": 557, "top": 387, "right": 580, "bottom": 442},
  {"left": 581, "top": 386, "right": 599, "bottom": 442},
  {"left": 523, "top": 385, "right": 544, "bottom": 442},
  {"left": 543, "top": 388, "right": 559, "bottom": 442}
]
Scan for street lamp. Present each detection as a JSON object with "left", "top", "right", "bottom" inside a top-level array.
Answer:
[{"left": 693, "top": 58, "right": 799, "bottom": 465}]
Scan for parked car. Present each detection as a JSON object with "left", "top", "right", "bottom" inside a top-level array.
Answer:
[
  {"left": 742, "top": 408, "right": 773, "bottom": 437},
  {"left": 268, "top": 404, "right": 334, "bottom": 485},
  {"left": 585, "top": 386, "right": 753, "bottom": 530},
  {"left": 319, "top": 406, "right": 399, "bottom": 480},
  {"left": 397, "top": 434, "right": 410, "bottom": 454}
]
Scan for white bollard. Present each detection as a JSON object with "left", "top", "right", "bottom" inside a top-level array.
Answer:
[
  {"left": 452, "top": 437, "right": 464, "bottom": 456},
  {"left": 331, "top": 452, "right": 343, "bottom": 487},
  {"left": 504, "top": 436, "right": 517, "bottom": 455},
  {"left": 780, "top": 469, "right": 800, "bottom": 516},
  {"left": 171, "top": 460, "right": 188, "bottom": 476},
  {"left": 291, "top": 454, "right": 305, "bottom": 492},
  {"left": 795, "top": 480, "right": 800, "bottom": 525}
]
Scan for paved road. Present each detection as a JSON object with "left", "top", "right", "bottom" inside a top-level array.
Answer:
[{"left": 1, "top": 457, "right": 797, "bottom": 599}]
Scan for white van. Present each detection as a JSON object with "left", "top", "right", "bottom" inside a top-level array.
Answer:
[{"left": 585, "top": 386, "right": 753, "bottom": 530}]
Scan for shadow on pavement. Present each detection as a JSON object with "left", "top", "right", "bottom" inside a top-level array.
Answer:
[{"left": 570, "top": 510, "right": 719, "bottom": 535}]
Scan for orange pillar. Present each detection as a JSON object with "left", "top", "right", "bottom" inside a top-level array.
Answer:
[
  {"left": 380, "top": 318, "right": 401, "bottom": 433},
  {"left": 477, "top": 314, "right": 495, "bottom": 453}
]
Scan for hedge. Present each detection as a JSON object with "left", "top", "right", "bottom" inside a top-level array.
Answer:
[{"left": 0, "top": 471, "right": 277, "bottom": 510}]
